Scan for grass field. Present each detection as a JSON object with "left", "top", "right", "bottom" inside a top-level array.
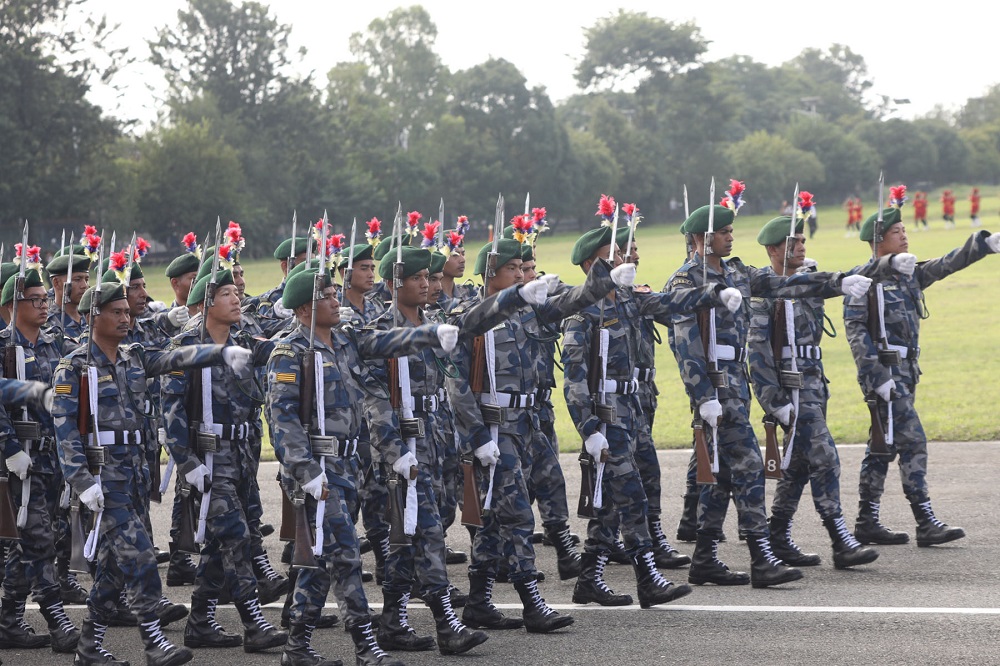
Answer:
[{"left": 140, "top": 187, "right": 1000, "bottom": 453}]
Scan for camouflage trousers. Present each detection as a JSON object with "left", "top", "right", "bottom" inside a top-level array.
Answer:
[
  {"left": 437, "top": 428, "right": 462, "bottom": 534},
  {"left": 770, "top": 416, "right": 843, "bottom": 521},
  {"left": 525, "top": 416, "right": 569, "bottom": 527},
  {"left": 468, "top": 428, "right": 537, "bottom": 584},
  {"left": 89, "top": 506, "right": 161, "bottom": 621},
  {"left": 383, "top": 468, "right": 450, "bottom": 597},
  {"left": 633, "top": 403, "right": 662, "bottom": 517},
  {"left": 244, "top": 433, "right": 266, "bottom": 554},
  {"left": 858, "top": 392, "right": 929, "bottom": 505},
  {"left": 585, "top": 425, "right": 652, "bottom": 556},
  {"left": 192, "top": 474, "right": 258, "bottom": 604},
  {"left": 289, "top": 483, "right": 369, "bottom": 625},
  {"left": 358, "top": 444, "right": 390, "bottom": 553},
  {"left": 697, "top": 397, "right": 769, "bottom": 538},
  {"left": 2, "top": 472, "right": 60, "bottom": 601}
]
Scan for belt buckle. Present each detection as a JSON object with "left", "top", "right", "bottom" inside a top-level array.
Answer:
[
  {"left": 13, "top": 420, "right": 42, "bottom": 441},
  {"left": 594, "top": 402, "right": 616, "bottom": 424},
  {"left": 708, "top": 370, "right": 730, "bottom": 389},
  {"left": 779, "top": 370, "right": 804, "bottom": 390},
  {"left": 878, "top": 349, "right": 901, "bottom": 366},
  {"left": 85, "top": 445, "right": 107, "bottom": 469},
  {"left": 400, "top": 417, "right": 425, "bottom": 439},
  {"left": 195, "top": 430, "right": 219, "bottom": 454},
  {"left": 480, "top": 404, "right": 506, "bottom": 425},
  {"left": 310, "top": 435, "right": 337, "bottom": 457}
]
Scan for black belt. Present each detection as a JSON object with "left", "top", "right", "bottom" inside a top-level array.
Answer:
[
  {"left": 412, "top": 390, "right": 446, "bottom": 413},
  {"left": 634, "top": 366, "right": 656, "bottom": 382},
  {"left": 535, "top": 388, "right": 552, "bottom": 403},
  {"left": 310, "top": 435, "right": 359, "bottom": 458}
]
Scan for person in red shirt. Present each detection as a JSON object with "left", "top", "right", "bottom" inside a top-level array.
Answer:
[
  {"left": 844, "top": 197, "right": 862, "bottom": 237},
  {"left": 941, "top": 189, "right": 956, "bottom": 228},
  {"left": 970, "top": 188, "right": 982, "bottom": 227},
  {"left": 913, "top": 191, "right": 929, "bottom": 230}
]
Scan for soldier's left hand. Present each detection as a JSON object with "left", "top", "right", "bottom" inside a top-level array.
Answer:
[
  {"left": 437, "top": 324, "right": 459, "bottom": 352},
  {"left": 840, "top": 275, "right": 872, "bottom": 299},
  {"left": 610, "top": 263, "right": 637, "bottom": 288},
  {"left": 519, "top": 280, "right": 547, "bottom": 306},
  {"left": 719, "top": 287, "right": 742, "bottom": 313},
  {"left": 6, "top": 450, "right": 31, "bottom": 480},
  {"left": 987, "top": 232, "right": 1000, "bottom": 253},
  {"left": 222, "top": 346, "right": 252, "bottom": 373}
]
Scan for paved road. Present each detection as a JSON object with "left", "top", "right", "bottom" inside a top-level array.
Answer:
[{"left": 8, "top": 440, "right": 1000, "bottom": 665}]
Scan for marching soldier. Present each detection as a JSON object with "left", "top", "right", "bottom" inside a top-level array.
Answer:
[
  {"left": 268, "top": 266, "right": 457, "bottom": 666},
  {"left": 242, "top": 235, "right": 313, "bottom": 338},
  {"left": 438, "top": 217, "right": 476, "bottom": 304},
  {"left": 665, "top": 198, "right": 876, "bottom": 589},
  {"left": 152, "top": 233, "right": 205, "bottom": 338},
  {"left": 46, "top": 250, "right": 91, "bottom": 342},
  {"left": 846, "top": 190, "right": 1000, "bottom": 546},
  {"left": 53, "top": 281, "right": 251, "bottom": 666}
]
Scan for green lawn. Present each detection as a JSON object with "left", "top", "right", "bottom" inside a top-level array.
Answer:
[{"left": 142, "top": 187, "right": 1000, "bottom": 452}]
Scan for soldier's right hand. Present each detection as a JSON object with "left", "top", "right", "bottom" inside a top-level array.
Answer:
[
  {"left": 610, "top": 263, "right": 637, "bottom": 288},
  {"left": 80, "top": 484, "right": 105, "bottom": 512},
  {"left": 6, "top": 450, "right": 31, "bottom": 480},
  {"left": 584, "top": 432, "right": 609, "bottom": 460},
  {"left": 519, "top": 280, "right": 548, "bottom": 306},
  {"left": 184, "top": 464, "right": 210, "bottom": 493},
  {"left": 474, "top": 441, "right": 500, "bottom": 466},
  {"left": 840, "top": 275, "right": 872, "bottom": 299},
  {"left": 875, "top": 379, "right": 895, "bottom": 402},
  {"left": 892, "top": 253, "right": 917, "bottom": 276},
  {"left": 167, "top": 305, "right": 190, "bottom": 327},
  {"left": 719, "top": 287, "right": 743, "bottom": 313},
  {"left": 302, "top": 473, "right": 328, "bottom": 501},
  {"left": 538, "top": 274, "right": 560, "bottom": 292},
  {"left": 222, "top": 346, "right": 252, "bottom": 373},
  {"left": 773, "top": 403, "right": 794, "bottom": 426},
  {"left": 699, "top": 399, "right": 724, "bottom": 428},
  {"left": 392, "top": 452, "right": 418, "bottom": 480}
]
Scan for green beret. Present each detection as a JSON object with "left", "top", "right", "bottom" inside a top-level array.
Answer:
[
  {"left": 377, "top": 246, "right": 433, "bottom": 281},
  {"left": 0, "top": 264, "right": 16, "bottom": 292},
  {"left": 282, "top": 268, "right": 332, "bottom": 310},
  {"left": 473, "top": 239, "right": 523, "bottom": 276},
  {"left": 165, "top": 252, "right": 201, "bottom": 279},
  {"left": 571, "top": 227, "right": 614, "bottom": 266},
  {"left": 373, "top": 239, "right": 396, "bottom": 262},
  {"left": 615, "top": 227, "right": 636, "bottom": 249},
  {"left": 79, "top": 282, "right": 127, "bottom": 314},
  {"left": 288, "top": 257, "right": 322, "bottom": 280},
  {"left": 52, "top": 243, "right": 87, "bottom": 258},
  {"left": 859, "top": 208, "right": 901, "bottom": 243},
  {"left": 273, "top": 237, "right": 313, "bottom": 260},
  {"left": 756, "top": 216, "right": 804, "bottom": 247},
  {"left": 1, "top": 269, "right": 44, "bottom": 306},
  {"left": 521, "top": 245, "right": 535, "bottom": 263},
  {"left": 346, "top": 244, "right": 375, "bottom": 264},
  {"left": 429, "top": 251, "right": 447, "bottom": 275},
  {"left": 679, "top": 218, "right": 689, "bottom": 234},
  {"left": 46, "top": 254, "right": 91, "bottom": 276},
  {"left": 187, "top": 269, "right": 235, "bottom": 306},
  {"left": 101, "top": 264, "right": 144, "bottom": 284},
  {"left": 683, "top": 205, "right": 735, "bottom": 235}
]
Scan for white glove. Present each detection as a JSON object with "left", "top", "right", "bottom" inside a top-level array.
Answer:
[
  {"left": 519, "top": 280, "right": 547, "bottom": 306},
  {"left": 474, "top": 441, "right": 500, "bottom": 466},
  {"left": 773, "top": 403, "right": 794, "bottom": 427},
  {"left": 986, "top": 232, "right": 1000, "bottom": 253},
  {"left": 273, "top": 301, "right": 294, "bottom": 318},
  {"left": 840, "top": 274, "right": 872, "bottom": 299},
  {"left": 699, "top": 399, "right": 723, "bottom": 428},
  {"left": 339, "top": 307, "right": 354, "bottom": 323},
  {"left": 719, "top": 287, "right": 743, "bottom": 313},
  {"left": 802, "top": 257, "right": 818, "bottom": 269},
  {"left": 167, "top": 305, "right": 190, "bottom": 328},
  {"left": 43, "top": 388, "right": 55, "bottom": 414},
  {"left": 222, "top": 346, "right": 252, "bottom": 373},
  {"left": 538, "top": 274, "right": 560, "bottom": 292},
  {"left": 437, "top": 324, "right": 458, "bottom": 352},
  {"left": 80, "top": 484, "right": 105, "bottom": 512},
  {"left": 610, "top": 263, "right": 636, "bottom": 288},
  {"left": 392, "top": 451, "right": 418, "bottom": 477},
  {"left": 302, "top": 473, "right": 326, "bottom": 500},
  {"left": 584, "top": 432, "right": 609, "bottom": 460},
  {"left": 157, "top": 427, "right": 167, "bottom": 446},
  {"left": 147, "top": 300, "right": 167, "bottom": 312},
  {"left": 6, "top": 450, "right": 31, "bottom": 480},
  {"left": 184, "top": 464, "right": 210, "bottom": 494},
  {"left": 890, "top": 252, "right": 917, "bottom": 277},
  {"left": 875, "top": 379, "right": 895, "bottom": 402}
]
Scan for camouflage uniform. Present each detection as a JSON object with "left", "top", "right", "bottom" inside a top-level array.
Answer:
[
  {"left": 46, "top": 310, "right": 87, "bottom": 343},
  {"left": 242, "top": 282, "right": 292, "bottom": 339}
]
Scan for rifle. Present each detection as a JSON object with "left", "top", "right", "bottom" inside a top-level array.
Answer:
[
  {"left": 0, "top": 458, "right": 18, "bottom": 541},
  {"left": 866, "top": 172, "right": 895, "bottom": 458},
  {"left": 459, "top": 454, "right": 483, "bottom": 527},
  {"left": 693, "top": 421, "right": 717, "bottom": 485},
  {"left": 288, "top": 211, "right": 298, "bottom": 272},
  {"left": 291, "top": 490, "right": 317, "bottom": 569},
  {"left": 279, "top": 479, "right": 296, "bottom": 542},
  {"left": 344, "top": 217, "right": 358, "bottom": 293},
  {"left": 694, "top": 179, "right": 721, "bottom": 485},
  {"left": 80, "top": 230, "right": 106, "bottom": 562},
  {"left": 762, "top": 416, "right": 784, "bottom": 480}
]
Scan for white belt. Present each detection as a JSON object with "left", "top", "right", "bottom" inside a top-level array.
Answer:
[
  {"left": 207, "top": 422, "right": 251, "bottom": 440},
  {"left": 882, "top": 343, "right": 918, "bottom": 360},
  {"left": 96, "top": 430, "right": 143, "bottom": 446},
  {"left": 599, "top": 378, "right": 639, "bottom": 395},
  {"left": 478, "top": 391, "right": 536, "bottom": 408},
  {"left": 782, "top": 345, "right": 823, "bottom": 360},
  {"left": 632, "top": 367, "right": 656, "bottom": 382},
  {"left": 714, "top": 345, "right": 747, "bottom": 362}
]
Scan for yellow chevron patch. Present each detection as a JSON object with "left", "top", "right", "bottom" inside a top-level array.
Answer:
[
  {"left": 54, "top": 384, "right": 72, "bottom": 394},
  {"left": 275, "top": 372, "right": 297, "bottom": 384}
]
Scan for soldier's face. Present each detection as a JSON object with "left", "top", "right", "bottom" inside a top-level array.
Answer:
[
  {"left": 444, "top": 247, "right": 465, "bottom": 277},
  {"left": 350, "top": 260, "right": 376, "bottom": 292},
  {"left": 595, "top": 243, "right": 624, "bottom": 267},
  {"left": 232, "top": 264, "right": 246, "bottom": 298},
  {"left": 521, "top": 260, "right": 537, "bottom": 283},
  {"left": 96, "top": 299, "right": 131, "bottom": 341},
  {"left": 712, "top": 226, "right": 733, "bottom": 257},
  {"left": 127, "top": 278, "right": 148, "bottom": 317},
  {"left": 315, "top": 286, "right": 340, "bottom": 327},
  {"left": 16, "top": 285, "right": 49, "bottom": 329},
  {"left": 490, "top": 259, "right": 523, "bottom": 291},
  {"left": 175, "top": 271, "right": 197, "bottom": 302},
  {"left": 879, "top": 224, "right": 908, "bottom": 255},
  {"left": 208, "top": 285, "right": 242, "bottom": 326},
  {"left": 397, "top": 269, "right": 429, "bottom": 307},
  {"left": 69, "top": 272, "right": 89, "bottom": 304},
  {"left": 427, "top": 273, "right": 443, "bottom": 304},
  {"left": 625, "top": 241, "right": 640, "bottom": 266}
]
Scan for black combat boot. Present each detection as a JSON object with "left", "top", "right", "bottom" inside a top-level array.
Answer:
[
  {"left": 768, "top": 515, "right": 821, "bottom": 566},
  {"left": 166, "top": 543, "right": 197, "bottom": 587},
  {"left": 281, "top": 540, "right": 294, "bottom": 565},
  {"left": 632, "top": 549, "right": 692, "bottom": 609},
  {"left": 461, "top": 573, "right": 523, "bottom": 630},
  {"left": 38, "top": 593, "right": 80, "bottom": 653},
  {"left": 854, "top": 500, "right": 909, "bottom": 545},
  {"left": 253, "top": 550, "right": 290, "bottom": 605},
  {"left": 543, "top": 522, "right": 582, "bottom": 580},
  {"left": 910, "top": 500, "right": 966, "bottom": 547},
  {"left": 822, "top": 514, "right": 879, "bottom": 569},
  {"left": 648, "top": 517, "right": 692, "bottom": 568},
  {"left": 106, "top": 591, "right": 137, "bottom": 627},
  {"left": 0, "top": 594, "right": 51, "bottom": 648},
  {"left": 73, "top": 617, "right": 130, "bottom": 666},
  {"left": 154, "top": 596, "right": 188, "bottom": 627},
  {"left": 371, "top": 535, "right": 389, "bottom": 586},
  {"left": 606, "top": 533, "right": 631, "bottom": 565},
  {"left": 425, "top": 587, "right": 488, "bottom": 655},
  {"left": 687, "top": 534, "right": 749, "bottom": 586},
  {"left": 235, "top": 595, "right": 288, "bottom": 653},
  {"left": 59, "top": 558, "right": 90, "bottom": 605},
  {"left": 281, "top": 622, "right": 342, "bottom": 666},
  {"left": 445, "top": 546, "right": 468, "bottom": 565},
  {"left": 747, "top": 534, "right": 804, "bottom": 588},
  {"left": 377, "top": 589, "right": 435, "bottom": 651},
  {"left": 183, "top": 595, "right": 242, "bottom": 648},
  {"left": 347, "top": 619, "right": 405, "bottom": 666},
  {"left": 572, "top": 551, "right": 633, "bottom": 606},
  {"left": 675, "top": 493, "right": 699, "bottom": 542},
  {"left": 139, "top": 616, "right": 193, "bottom": 666},
  {"left": 512, "top": 578, "right": 574, "bottom": 634}
]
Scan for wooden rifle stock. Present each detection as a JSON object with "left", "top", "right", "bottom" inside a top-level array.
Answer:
[
  {"left": 469, "top": 335, "right": 485, "bottom": 394},
  {"left": 693, "top": 422, "right": 717, "bottom": 485},
  {"left": 291, "top": 495, "right": 320, "bottom": 569},
  {"left": 867, "top": 398, "right": 892, "bottom": 457},
  {"left": 67, "top": 495, "right": 89, "bottom": 572},
  {"left": 299, "top": 350, "right": 316, "bottom": 426},
  {"left": 2, "top": 347, "right": 15, "bottom": 380},
  {"left": 762, "top": 417, "right": 784, "bottom": 480},
  {"left": 771, "top": 299, "right": 787, "bottom": 364},
  {"left": 587, "top": 331, "right": 602, "bottom": 395},
  {"left": 0, "top": 462, "right": 19, "bottom": 541},
  {"left": 279, "top": 483, "right": 296, "bottom": 542},
  {"left": 576, "top": 450, "right": 597, "bottom": 518},
  {"left": 150, "top": 446, "right": 162, "bottom": 503},
  {"left": 387, "top": 358, "right": 401, "bottom": 409},
  {"left": 459, "top": 456, "right": 483, "bottom": 528}
]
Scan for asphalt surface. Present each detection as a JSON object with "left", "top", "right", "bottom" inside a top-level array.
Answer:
[{"left": 8, "top": 440, "right": 1000, "bottom": 666}]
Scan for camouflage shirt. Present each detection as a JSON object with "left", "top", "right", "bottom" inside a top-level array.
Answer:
[{"left": 0, "top": 326, "right": 63, "bottom": 471}]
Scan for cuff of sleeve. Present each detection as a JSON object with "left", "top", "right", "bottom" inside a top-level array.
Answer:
[
  {"left": 579, "top": 417, "right": 601, "bottom": 440},
  {"left": 297, "top": 462, "right": 326, "bottom": 489},
  {"left": 2, "top": 438, "right": 19, "bottom": 460}
]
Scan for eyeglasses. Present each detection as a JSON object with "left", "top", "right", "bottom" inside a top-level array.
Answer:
[{"left": 17, "top": 297, "right": 48, "bottom": 310}]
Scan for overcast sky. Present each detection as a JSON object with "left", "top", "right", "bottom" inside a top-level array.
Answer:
[{"left": 82, "top": 0, "right": 997, "bottom": 129}]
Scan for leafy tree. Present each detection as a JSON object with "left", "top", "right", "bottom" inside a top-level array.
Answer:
[
  {"left": 851, "top": 118, "right": 937, "bottom": 186},
  {"left": 727, "top": 131, "right": 825, "bottom": 211},
  {"left": 912, "top": 118, "right": 970, "bottom": 186},
  {"left": 782, "top": 115, "right": 880, "bottom": 199},
  {"left": 784, "top": 45, "right": 872, "bottom": 121},
  {"left": 956, "top": 84, "right": 1000, "bottom": 130},
  {"left": 960, "top": 124, "right": 1000, "bottom": 184}
]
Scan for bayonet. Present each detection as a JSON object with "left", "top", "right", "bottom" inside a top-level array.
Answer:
[
  {"left": 345, "top": 217, "right": 358, "bottom": 292},
  {"left": 7, "top": 221, "right": 29, "bottom": 338},
  {"left": 608, "top": 203, "right": 619, "bottom": 263},
  {"left": 123, "top": 231, "right": 137, "bottom": 291},
  {"left": 304, "top": 212, "right": 313, "bottom": 268},
  {"left": 874, "top": 170, "right": 885, "bottom": 261},
  {"left": 683, "top": 184, "right": 693, "bottom": 259},
  {"left": 201, "top": 217, "right": 222, "bottom": 341},
  {"left": 624, "top": 205, "right": 639, "bottom": 262},
  {"left": 58, "top": 230, "right": 67, "bottom": 334},
  {"left": 438, "top": 197, "right": 445, "bottom": 249},
  {"left": 783, "top": 184, "right": 799, "bottom": 278},
  {"left": 486, "top": 193, "right": 503, "bottom": 279},
  {"left": 289, "top": 211, "right": 298, "bottom": 271},
  {"left": 704, "top": 177, "right": 716, "bottom": 284}
]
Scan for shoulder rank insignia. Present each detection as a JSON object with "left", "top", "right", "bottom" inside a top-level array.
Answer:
[
  {"left": 274, "top": 371, "right": 297, "bottom": 383},
  {"left": 54, "top": 384, "right": 73, "bottom": 394},
  {"left": 565, "top": 314, "right": 586, "bottom": 324}
]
